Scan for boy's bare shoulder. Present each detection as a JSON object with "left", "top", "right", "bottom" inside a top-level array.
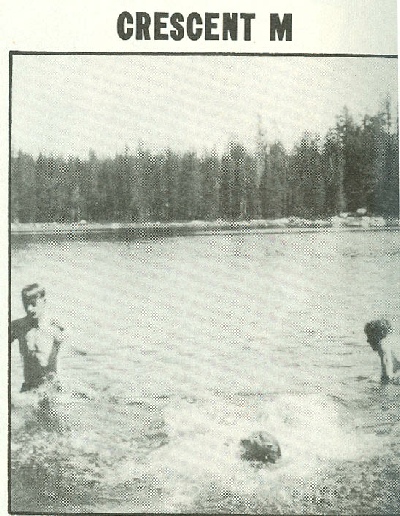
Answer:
[
  {"left": 381, "top": 333, "right": 399, "bottom": 351},
  {"left": 386, "top": 332, "right": 400, "bottom": 350},
  {"left": 10, "top": 316, "right": 30, "bottom": 337},
  {"left": 11, "top": 316, "right": 26, "bottom": 328}
]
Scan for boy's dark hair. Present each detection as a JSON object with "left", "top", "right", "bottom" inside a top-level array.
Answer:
[
  {"left": 364, "top": 319, "right": 392, "bottom": 340},
  {"left": 21, "top": 283, "right": 46, "bottom": 307}
]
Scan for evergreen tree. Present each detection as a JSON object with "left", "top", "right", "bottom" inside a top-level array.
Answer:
[
  {"left": 260, "top": 141, "right": 288, "bottom": 219},
  {"left": 10, "top": 151, "right": 36, "bottom": 222},
  {"left": 199, "top": 150, "right": 220, "bottom": 220},
  {"left": 336, "top": 107, "right": 368, "bottom": 212},
  {"left": 175, "top": 152, "right": 198, "bottom": 220},
  {"left": 322, "top": 129, "right": 346, "bottom": 215},
  {"left": 290, "top": 133, "right": 324, "bottom": 218}
]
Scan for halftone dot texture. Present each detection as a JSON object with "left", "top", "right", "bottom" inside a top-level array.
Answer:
[
  {"left": 11, "top": 229, "right": 400, "bottom": 513},
  {"left": 10, "top": 41, "right": 400, "bottom": 516}
]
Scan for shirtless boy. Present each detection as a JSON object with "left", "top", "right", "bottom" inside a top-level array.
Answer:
[
  {"left": 364, "top": 319, "right": 400, "bottom": 384},
  {"left": 10, "top": 283, "right": 65, "bottom": 392}
]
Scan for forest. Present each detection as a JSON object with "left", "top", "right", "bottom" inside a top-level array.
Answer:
[{"left": 11, "top": 104, "right": 399, "bottom": 224}]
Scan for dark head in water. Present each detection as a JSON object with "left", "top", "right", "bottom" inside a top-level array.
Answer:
[
  {"left": 364, "top": 319, "right": 392, "bottom": 352},
  {"left": 240, "top": 431, "right": 281, "bottom": 465}
]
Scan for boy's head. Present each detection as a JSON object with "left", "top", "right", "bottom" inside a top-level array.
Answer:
[
  {"left": 364, "top": 319, "right": 392, "bottom": 351},
  {"left": 22, "top": 283, "right": 46, "bottom": 320}
]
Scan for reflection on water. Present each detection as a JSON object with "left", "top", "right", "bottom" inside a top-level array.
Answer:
[{"left": 10, "top": 230, "right": 400, "bottom": 513}]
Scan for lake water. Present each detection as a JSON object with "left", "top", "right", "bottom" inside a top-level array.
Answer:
[{"left": 10, "top": 229, "right": 400, "bottom": 513}]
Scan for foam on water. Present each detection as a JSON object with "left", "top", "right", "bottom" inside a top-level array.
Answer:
[
  {"left": 11, "top": 376, "right": 399, "bottom": 513},
  {"left": 108, "top": 392, "right": 385, "bottom": 511}
]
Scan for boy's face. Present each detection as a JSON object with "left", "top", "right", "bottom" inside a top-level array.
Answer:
[{"left": 24, "top": 294, "right": 46, "bottom": 320}]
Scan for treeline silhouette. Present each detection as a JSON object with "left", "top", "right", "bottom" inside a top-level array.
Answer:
[{"left": 11, "top": 105, "right": 399, "bottom": 223}]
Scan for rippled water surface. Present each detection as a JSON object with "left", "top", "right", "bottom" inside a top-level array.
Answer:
[{"left": 10, "top": 229, "right": 400, "bottom": 513}]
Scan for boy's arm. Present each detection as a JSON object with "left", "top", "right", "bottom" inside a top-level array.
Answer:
[
  {"left": 48, "top": 322, "right": 87, "bottom": 369},
  {"left": 380, "top": 341, "right": 394, "bottom": 382},
  {"left": 65, "top": 331, "right": 87, "bottom": 356},
  {"left": 46, "top": 320, "right": 65, "bottom": 372}
]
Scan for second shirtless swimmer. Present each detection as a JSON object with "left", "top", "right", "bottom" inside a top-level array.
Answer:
[{"left": 364, "top": 319, "right": 400, "bottom": 385}]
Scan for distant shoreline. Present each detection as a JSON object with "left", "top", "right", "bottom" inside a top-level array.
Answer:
[{"left": 10, "top": 217, "right": 399, "bottom": 238}]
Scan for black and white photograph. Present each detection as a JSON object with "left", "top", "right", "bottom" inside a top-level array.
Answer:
[{"left": 7, "top": 2, "right": 400, "bottom": 514}]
